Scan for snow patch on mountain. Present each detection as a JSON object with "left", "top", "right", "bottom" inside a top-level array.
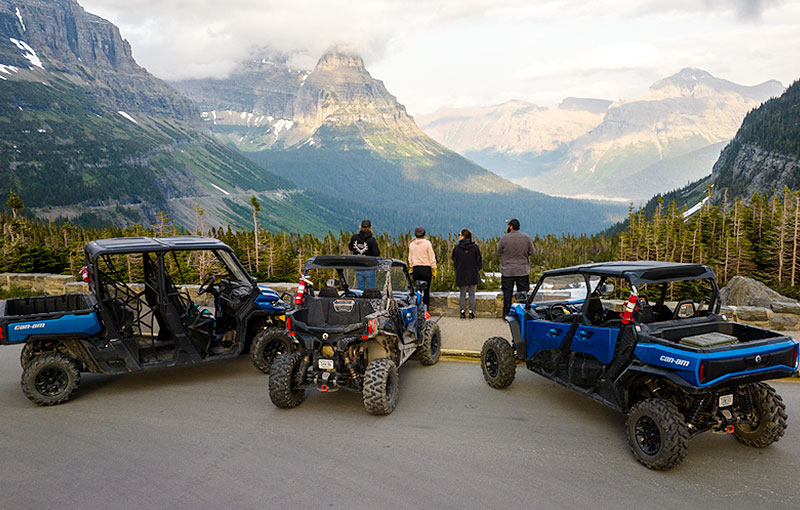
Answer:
[
  {"left": 210, "top": 183, "right": 230, "bottom": 195},
  {"left": 15, "top": 7, "right": 26, "bottom": 31},
  {"left": 117, "top": 111, "right": 138, "bottom": 124},
  {"left": 9, "top": 38, "right": 43, "bottom": 69}
]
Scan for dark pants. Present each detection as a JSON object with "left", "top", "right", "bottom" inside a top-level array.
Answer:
[
  {"left": 501, "top": 275, "right": 530, "bottom": 317},
  {"left": 412, "top": 266, "right": 432, "bottom": 307}
]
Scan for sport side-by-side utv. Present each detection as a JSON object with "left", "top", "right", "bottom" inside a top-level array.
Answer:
[
  {"left": 269, "top": 255, "right": 441, "bottom": 415},
  {"left": 0, "top": 236, "right": 292, "bottom": 405},
  {"left": 480, "top": 261, "right": 799, "bottom": 469}
]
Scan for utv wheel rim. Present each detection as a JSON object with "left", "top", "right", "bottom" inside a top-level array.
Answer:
[
  {"left": 634, "top": 416, "right": 661, "bottom": 456},
  {"left": 35, "top": 367, "right": 68, "bottom": 397},
  {"left": 431, "top": 332, "right": 440, "bottom": 355},
  {"left": 264, "top": 341, "right": 286, "bottom": 365},
  {"left": 485, "top": 349, "right": 499, "bottom": 378}
]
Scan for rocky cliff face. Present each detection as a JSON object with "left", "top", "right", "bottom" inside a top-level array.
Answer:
[
  {"left": 708, "top": 79, "right": 800, "bottom": 202},
  {"left": 0, "top": 0, "right": 352, "bottom": 234},
  {"left": 172, "top": 55, "right": 303, "bottom": 120},
  {"left": 0, "top": 0, "right": 199, "bottom": 121}
]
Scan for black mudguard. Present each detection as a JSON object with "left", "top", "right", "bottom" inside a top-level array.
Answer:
[{"left": 506, "top": 315, "right": 526, "bottom": 360}]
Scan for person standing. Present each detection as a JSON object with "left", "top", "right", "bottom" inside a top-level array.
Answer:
[
  {"left": 452, "top": 228, "right": 482, "bottom": 319},
  {"left": 408, "top": 226, "right": 436, "bottom": 308},
  {"left": 348, "top": 219, "right": 380, "bottom": 289},
  {"left": 497, "top": 218, "right": 535, "bottom": 317}
]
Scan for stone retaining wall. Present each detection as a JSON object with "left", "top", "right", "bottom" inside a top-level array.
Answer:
[{"left": 3, "top": 273, "right": 800, "bottom": 330}]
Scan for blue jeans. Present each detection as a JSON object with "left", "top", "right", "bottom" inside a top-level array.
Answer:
[{"left": 356, "top": 270, "right": 377, "bottom": 290}]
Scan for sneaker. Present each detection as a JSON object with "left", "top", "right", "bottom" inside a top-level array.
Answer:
[
  {"left": 460, "top": 310, "right": 466, "bottom": 319},
  {"left": 469, "top": 311, "right": 475, "bottom": 319}
]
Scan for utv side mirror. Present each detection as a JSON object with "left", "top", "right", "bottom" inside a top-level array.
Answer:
[
  {"left": 514, "top": 292, "right": 528, "bottom": 302},
  {"left": 415, "top": 280, "right": 428, "bottom": 291}
]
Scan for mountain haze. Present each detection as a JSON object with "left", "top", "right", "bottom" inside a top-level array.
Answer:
[
  {"left": 420, "top": 68, "right": 783, "bottom": 203},
  {"left": 173, "top": 50, "right": 627, "bottom": 236},
  {"left": 417, "top": 98, "right": 610, "bottom": 180}
]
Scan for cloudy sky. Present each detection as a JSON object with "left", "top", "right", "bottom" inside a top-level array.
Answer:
[{"left": 79, "top": 0, "right": 800, "bottom": 114}]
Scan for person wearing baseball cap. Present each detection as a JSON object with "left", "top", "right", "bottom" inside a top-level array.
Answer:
[
  {"left": 348, "top": 219, "right": 381, "bottom": 289},
  {"left": 497, "top": 218, "right": 535, "bottom": 317},
  {"left": 408, "top": 226, "right": 436, "bottom": 307}
]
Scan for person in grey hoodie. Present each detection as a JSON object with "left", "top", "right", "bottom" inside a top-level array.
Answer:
[{"left": 497, "top": 218, "right": 535, "bottom": 317}]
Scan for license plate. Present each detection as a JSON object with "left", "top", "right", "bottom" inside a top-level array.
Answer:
[
  {"left": 719, "top": 394, "right": 733, "bottom": 407},
  {"left": 318, "top": 359, "right": 334, "bottom": 370}
]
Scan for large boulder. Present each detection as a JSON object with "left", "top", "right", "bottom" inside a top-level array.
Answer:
[{"left": 719, "top": 276, "right": 796, "bottom": 308}]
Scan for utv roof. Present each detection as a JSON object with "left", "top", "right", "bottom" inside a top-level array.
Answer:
[
  {"left": 542, "top": 261, "right": 715, "bottom": 286},
  {"left": 304, "top": 255, "right": 394, "bottom": 271},
  {"left": 85, "top": 236, "right": 232, "bottom": 258}
]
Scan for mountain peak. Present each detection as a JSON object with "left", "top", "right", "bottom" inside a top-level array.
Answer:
[
  {"left": 649, "top": 68, "right": 783, "bottom": 101},
  {"left": 316, "top": 49, "right": 365, "bottom": 71}
]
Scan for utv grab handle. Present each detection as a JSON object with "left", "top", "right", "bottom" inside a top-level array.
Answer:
[{"left": 548, "top": 328, "right": 560, "bottom": 337}]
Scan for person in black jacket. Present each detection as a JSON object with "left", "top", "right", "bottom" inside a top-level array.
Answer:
[
  {"left": 348, "top": 219, "right": 381, "bottom": 289},
  {"left": 452, "top": 228, "right": 482, "bottom": 319}
]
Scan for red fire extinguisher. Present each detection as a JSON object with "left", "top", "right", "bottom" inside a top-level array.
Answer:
[
  {"left": 80, "top": 266, "right": 91, "bottom": 283},
  {"left": 620, "top": 292, "right": 638, "bottom": 325},
  {"left": 295, "top": 276, "right": 312, "bottom": 306}
]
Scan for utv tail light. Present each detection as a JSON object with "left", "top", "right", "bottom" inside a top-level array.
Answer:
[
  {"left": 367, "top": 318, "right": 378, "bottom": 335},
  {"left": 286, "top": 317, "right": 295, "bottom": 336},
  {"left": 698, "top": 360, "right": 707, "bottom": 383}
]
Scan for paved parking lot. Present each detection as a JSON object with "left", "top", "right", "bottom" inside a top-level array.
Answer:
[{"left": 1, "top": 342, "right": 799, "bottom": 509}]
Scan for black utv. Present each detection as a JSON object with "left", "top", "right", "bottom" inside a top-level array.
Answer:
[{"left": 269, "top": 255, "right": 441, "bottom": 415}]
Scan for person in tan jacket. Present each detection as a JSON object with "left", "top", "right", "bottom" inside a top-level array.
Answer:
[{"left": 408, "top": 226, "right": 437, "bottom": 307}]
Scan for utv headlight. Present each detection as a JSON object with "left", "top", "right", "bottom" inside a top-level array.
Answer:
[{"left": 321, "top": 344, "right": 335, "bottom": 358}]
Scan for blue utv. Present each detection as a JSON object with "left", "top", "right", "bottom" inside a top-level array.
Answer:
[
  {"left": 0, "top": 236, "right": 293, "bottom": 405},
  {"left": 480, "top": 261, "right": 799, "bottom": 469}
]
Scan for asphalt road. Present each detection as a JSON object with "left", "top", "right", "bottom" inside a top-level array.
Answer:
[{"left": 1, "top": 345, "right": 799, "bottom": 510}]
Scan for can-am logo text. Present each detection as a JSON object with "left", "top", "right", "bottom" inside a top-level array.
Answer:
[{"left": 659, "top": 355, "right": 690, "bottom": 367}]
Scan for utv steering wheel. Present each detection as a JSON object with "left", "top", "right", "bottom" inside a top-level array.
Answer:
[
  {"left": 547, "top": 303, "right": 570, "bottom": 320},
  {"left": 198, "top": 275, "right": 217, "bottom": 296}
]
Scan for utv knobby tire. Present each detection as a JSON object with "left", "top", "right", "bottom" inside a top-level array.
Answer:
[
  {"left": 481, "top": 337, "right": 516, "bottom": 389},
  {"left": 21, "top": 353, "right": 80, "bottom": 406},
  {"left": 20, "top": 343, "right": 36, "bottom": 369},
  {"left": 734, "top": 382, "right": 787, "bottom": 448},
  {"left": 362, "top": 358, "right": 399, "bottom": 416},
  {"left": 251, "top": 328, "right": 294, "bottom": 374},
  {"left": 269, "top": 353, "right": 306, "bottom": 409},
  {"left": 625, "top": 398, "right": 689, "bottom": 470},
  {"left": 418, "top": 321, "right": 441, "bottom": 366}
]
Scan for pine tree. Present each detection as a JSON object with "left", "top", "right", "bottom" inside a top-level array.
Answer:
[{"left": 6, "top": 189, "right": 24, "bottom": 218}]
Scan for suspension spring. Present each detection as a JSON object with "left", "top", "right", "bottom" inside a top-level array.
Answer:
[
  {"left": 740, "top": 385, "right": 754, "bottom": 417},
  {"left": 343, "top": 355, "right": 361, "bottom": 388}
]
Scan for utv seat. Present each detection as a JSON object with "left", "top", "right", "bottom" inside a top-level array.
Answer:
[
  {"left": 318, "top": 286, "right": 339, "bottom": 298},
  {"left": 586, "top": 295, "right": 605, "bottom": 325}
]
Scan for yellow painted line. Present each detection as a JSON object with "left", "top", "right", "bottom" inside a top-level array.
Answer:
[{"left": 441, "top": 355, "right": 481, "bottom": 363}]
